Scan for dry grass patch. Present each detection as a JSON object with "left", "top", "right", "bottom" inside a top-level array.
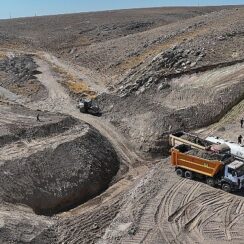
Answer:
[
  {"left": 51, "top": 64, "right": 97, "bottom": 99},
  {"left": 67, "top": 81, "right": 96, "bottom": 98},
  {"left": 9, "top": 80, "right": 42, "bottom": 97},
  {"left": 0, "top": 51, "right": 7, "bottom": 59}
]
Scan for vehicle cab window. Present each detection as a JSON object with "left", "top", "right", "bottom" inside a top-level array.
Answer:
[{"left": 228, "top": 168, "right": 236, "bottom": 176}]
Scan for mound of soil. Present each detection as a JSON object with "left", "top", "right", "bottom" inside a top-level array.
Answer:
[
  {"left": 0, "top": 104, "right": 120, "bottom": 215},
  {"left": 0, "top": 123, "right": 119, "bottom": 215},
  {"left": 0, "top": 103, "right": 77, "bottom": 147},
  {"left": 0, "top": 54, "right": 46, "bottom": 100},
  {"left": 98, "top": 64, "right": 244, "bottom": 157}
]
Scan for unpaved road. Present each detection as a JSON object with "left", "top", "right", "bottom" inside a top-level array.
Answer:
[
  {"left": 99, "top": 161, "right": 244, "bottom": 244},
  {"left": 32, "top": 55, "right": 146, "bottom": 176},
  {"left": 39, "top": 52, "right": 107, "bottom": 94}
]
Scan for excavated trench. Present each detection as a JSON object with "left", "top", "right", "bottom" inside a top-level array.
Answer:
[{"left": 0, "top": 107, "right": 120, "bottom": 216}]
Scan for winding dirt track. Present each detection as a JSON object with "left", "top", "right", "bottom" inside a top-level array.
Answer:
[{"left": 31, "top": 56, "right": 143, "bottom": 173}]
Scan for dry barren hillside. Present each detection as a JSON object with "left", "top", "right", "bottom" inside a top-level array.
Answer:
[{"left": 0, "top": 5, "right": 244, "bottom": 244}]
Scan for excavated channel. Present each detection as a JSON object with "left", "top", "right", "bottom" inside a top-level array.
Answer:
[{"left": 0, "top": 106, "right": 120, "bottom": 216}]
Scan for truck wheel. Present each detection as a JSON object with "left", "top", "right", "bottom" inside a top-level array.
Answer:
[
  {"left": 176, "top": 168, "right": 184, "bottom": 177},
  {"left": 206, "top": 177, "right": 215, "bottom": 187},
  {"left": 222, "top": 183, "right": 231, "bottom": 193},
  {"left": 185, "top": 171, "right": 193, "bottom": 179}
]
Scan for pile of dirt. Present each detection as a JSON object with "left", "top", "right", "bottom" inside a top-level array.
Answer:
[
  {"left": 0, "top": 123, "right": 119, "bottom": 215},
  {"left": 0, "top": 54, "right": 46, "bottom": 100},
  {"left": 185, "top": 147, "right": 233, "bottom": 162},
  {"left": 180, "top": 132, "right": 213, "bottom": 147},
  {"left": 98, "top": 62, "right": 244, "bottom": 156},
  {"left": 0, "top": 103, "right": 120, "bottom": 215},
  {"left": 0, "top": 103, "right": 77, "bottom": 147}
]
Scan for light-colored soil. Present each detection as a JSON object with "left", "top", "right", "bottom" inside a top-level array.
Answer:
[
  {"left": 0, "top": 6, "right": 244, "bottom": 244},
  {"left": 100, "top": 161, "right": 244, "bottom": 244}
]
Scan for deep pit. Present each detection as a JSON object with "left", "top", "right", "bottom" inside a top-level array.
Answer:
[{"left": 0, "top": 105, "right": 120, "bottom": 215}]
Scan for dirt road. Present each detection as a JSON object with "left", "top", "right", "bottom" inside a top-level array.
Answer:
[
  {"left": 32, "top": 55, "right": 146, "bottom": 176},
  {"left": 39, "top": 52, "right": 107, "bottom": 94},
  {"left": 98, "top": 161, "right": 244, "bottom": 244}
]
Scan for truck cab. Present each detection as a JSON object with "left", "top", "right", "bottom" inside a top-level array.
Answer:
[{"left": 224, "top": 160, "right": 244, "bottom": 191}]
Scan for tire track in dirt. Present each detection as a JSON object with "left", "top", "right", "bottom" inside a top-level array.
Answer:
[
  {"left": 192, "top": 191, "right": 234, "bottom": 242},
  {"left": 223, "top": 198, "right": 239, "bottom": 240},
  {"left": 177, "top": 182, "right": 204, "bottom": 243},
  {"left": 162, "top": 184, "right": 239, "bottom": 244},
  {"left": 167, "top": 181, "right": 205, "bottom": 244},
  {"left": 155, "top": 178, "right": 187, "bottom": 244}
]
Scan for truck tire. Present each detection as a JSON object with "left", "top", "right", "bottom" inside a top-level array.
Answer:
[
  {"left": 206, "top": 177, "right": 215, "bottom": 187},
  {"left": 80, "top": 108, "right": 85, "bottom": 113},
  {"left": 176, "top": 168, "right": 184, "bottom": 177},
  {"left": 185, "top": 171, "right": 193, "bottom": 180},
  {"left": 222, "top": 183, "right": 231, "bottom": 193}
]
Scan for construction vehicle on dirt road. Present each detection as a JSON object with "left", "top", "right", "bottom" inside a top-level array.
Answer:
[
  {"left": 77, "top": 98, "right": 101, "bottom": 116},
  {"left": 169, "top": 132, "right": 244, "bottom": 192}
]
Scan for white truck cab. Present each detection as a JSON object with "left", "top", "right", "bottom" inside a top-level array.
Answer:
[
  {"left": 224, "top": 160, "right": 244, "bottom": 190},
  {"left": 206, "top": 136, "right": 244, "bottom": 191}
]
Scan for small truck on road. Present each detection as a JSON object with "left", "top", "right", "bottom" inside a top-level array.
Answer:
[
  {"left": 77, "top": 98, "right": 101, "bottom": 116},
  {"left": 169, "top": 132, "right": 244, "bottom": 192}
]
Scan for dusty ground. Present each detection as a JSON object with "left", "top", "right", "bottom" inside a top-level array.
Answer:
[{"left": 0, "top": 5, "right": 244, "bottom": 244}]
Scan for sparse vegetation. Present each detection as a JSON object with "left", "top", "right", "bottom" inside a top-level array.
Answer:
[{"left": 51, "top": 64, "right": 97, "bottom": 98}]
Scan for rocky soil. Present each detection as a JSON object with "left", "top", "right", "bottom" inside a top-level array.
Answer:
[
  {"left": 98, "top": 62, "right": 244, "bottom": 156},
  {"left": 0, "top": 101, "right": 120, "bottom": 215},
  {"left": 0, "top": 54, "right": 46, "bottom": 101},
  {"left": 0, "top": 5, "right": 244, "bottom": 244},
  {"left": 0, "top": 100, "right": 120, "bottom": 242}
]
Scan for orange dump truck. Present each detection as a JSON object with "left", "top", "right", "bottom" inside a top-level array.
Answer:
[{"left": 170, "top": 142, "right": 244, "bottom": 192}]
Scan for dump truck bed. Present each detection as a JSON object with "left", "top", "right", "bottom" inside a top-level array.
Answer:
[
  {"left": 171, "top": 148, "right": 223, "bottom": 177},
  {"left": 169, "top": 131, "right": 213, "bottom": 150}
]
